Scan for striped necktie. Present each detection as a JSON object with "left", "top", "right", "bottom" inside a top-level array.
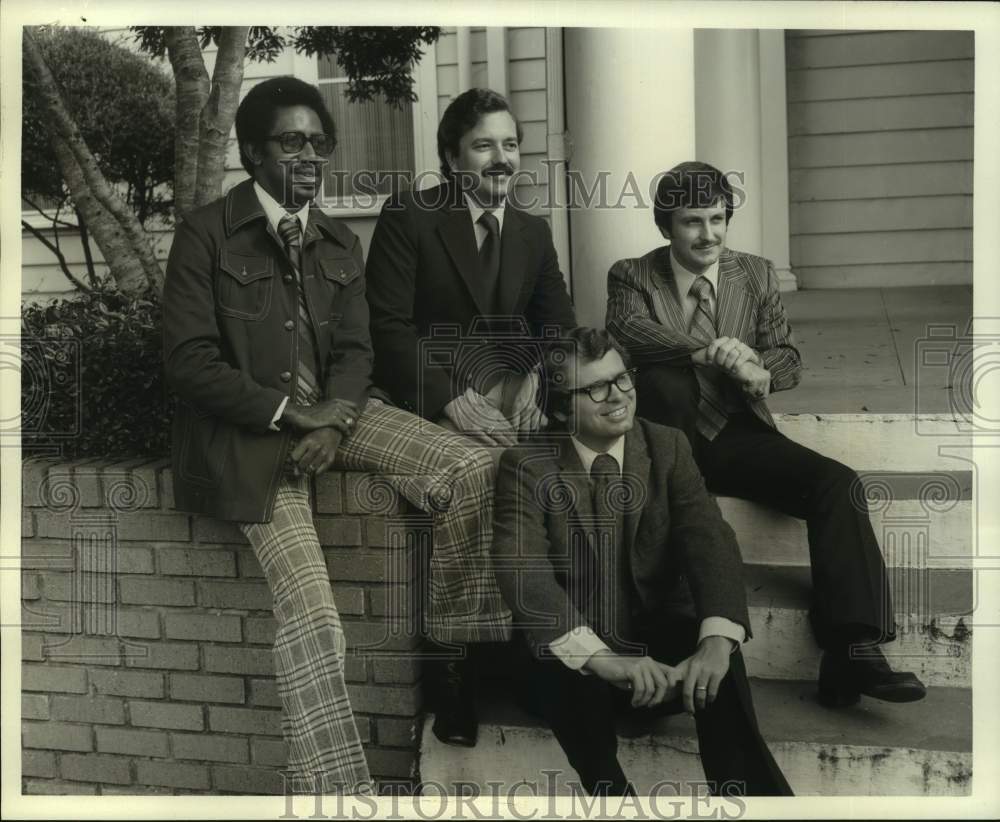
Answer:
[
  {"left": 688, "top": 276, "right": 729, "bottom": 441},
  {"left": 591, "top": 453, "right": 632, "bottom": 650},
  {"left": 278, "top": 213, "right": 321, "bottom": 406}
]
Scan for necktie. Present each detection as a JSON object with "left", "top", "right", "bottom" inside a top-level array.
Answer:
[
  {"left": 688, "top": 276, "right": 729, "bottom": 441},
  {"left": 591, "top": 453, "right": 632, "bottom": 650},
  {"left": 278, "top": 214, "right": 320, "bottom": 406},
  {"left": 477, "top": 210, "right": 501, "bottom": 310}
]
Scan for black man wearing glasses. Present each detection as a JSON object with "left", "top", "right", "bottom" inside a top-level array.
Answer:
[
  {"left": 491, "top": 327, "right": 792, "bottom": 797},
  {"left": 163, "top": 76, "right": 500, "bottom": 794}
]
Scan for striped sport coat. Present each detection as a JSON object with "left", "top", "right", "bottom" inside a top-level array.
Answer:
[{"left": 606, "top": 246, "right": 802, "bottom": 428}]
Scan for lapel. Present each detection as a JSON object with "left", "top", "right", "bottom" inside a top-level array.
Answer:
[
  {"left": 715, "top": 250, "right": 750, "bottom": 339},
  {"left": 497, "top": 206, "right": 529, "bottom": 314},
  {"left": 651, "top": 247, "right": 690, "bottom": 331},
  {"left": 555, "top": 436, "right": 594, "bottom": 522},
  {"left": 621, "top": 425, "right": 651, "bottom": 556},
  {"left": 437, "top": 201, "right": 489, "bottom": 315}
]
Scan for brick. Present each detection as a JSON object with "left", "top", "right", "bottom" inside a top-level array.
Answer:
[
  {"left": 172, "top": 733, "right": 248, "bottom": 763},
  {"left": 20, "top": 541, "right": 75, "bottom": 571},
  {"left": 158, "top": 548, "right": 237, "bottom": 577},
  {"left": 244, "top": 616, "right": 276, "bottom": 645},
  {"left": 315, "top": 516, "right": 363, "bottom": 547},
  {"left": 326, "top": 551, "right": 414, "bottom": 584},
  {"left": 23, "top": 663, "right": 87, "bottom": 693},
  {"left": 332, "top": 585, "right": 365, "bottom": 616},
  {"left": 213, "top": 764, "right": 283, "bottom": 795},
  {"left": 364, "top": 517, "right": 429, "bottom": 549},
  {"left": 208, "top": 706, "right": 282, "bottom": 736},
  {"left": 96, "top": 727, "right": 168, "bottom": 757},
  {"left": 23, "top": 721, "right": 92, "bottom": 751},
  {"left": 45, "top": 571, "right": 117, "bottom": 604},
  {"left": 21, "top": 571, "right": 41, "bottom": 600},
  {"left": 373, "top": 657, "right": 421, "bottom": 685},
  {"left": 343, "top": 620, "right": 421, "bottom": 653},
  {"left": 21, "top": 601, "right": 82, "bottom": 634},
  {"left": 102, "top": 785, "right": 172, "bottom": 795},
  {"left": 41, "top": 635, "right": 121, "bottom": 666},
  {"left": 159, "top": 466, "right": 176, "bottom": 510},
  {"left": 130, "top": 700, "right": 204, "bottom": 731},
  {"left": 60, "top": 753, "right": 132, "bottom": 784},
  {"left": 22, "top": 633, "right": 46, "bottom": 661},
  {"left": 193, "top": 517, "right": 246, "bottom": 544},
  {"left": 71, "top": 464, "right": 104, "bottom": 508},
  {"left": 170, "top": 674, "right": 245, "bottom": 704},
  {"left": 51, "top": 695, "right": 125, "bottom": 725},
  {"left": 22, "top": 693, "right": 50, "bottom": 720},
  {"left": 87, "top": 606, "right": 160, "bottom": 639},
  {"left": 198, "top": 581, "right": 272, "bottom": 610},
  {"left": 24, "top": 778, "right": 98, "bottom": 795},
  {"left": 356, "top": 715, "right": 372, "bottom": 744},
  {"left": 120, "top": 577, "right": 195, "bottom": 606},
  {"left": 22, "top": 458, "right": 58, "bottom": 507},
  {"left": 345, "top": 655, "right": 368, "bottom": 683},
  {"left": 343, "top": 473, "right": 404, "bottom": 515},
  {"left": 22, "top": 749, "right": 57, "bottom": 778},
  {"left": 103, "top": 462, "right": 159, "bottom": 509},
  {"left": 90, "top": 668, "right": 164, "bottom": 698},
  {"left": 377, "top": 717, "right": 417, "bottom": 748},
  {"left": 165, "top": 612, "right": 242, "bottom": 642},
  {"left": 365, "top": 748, "right": 416, "bottom": 779},
  {"left": 124, "top": 642, "right": 199, "bottom": 671},
  {"left": 249, "top": 678, "right": 280, "bottom": 707},
  {"left": 368, "top": 585, "right": 416, "bottom": 619},
  {"left": 314, "top": 472, "right": 344, "bottom": 514},
  {"left": 136, "top": 760, "right": 210, "bottom": 790},
  {"left": 23, "top": 509, "right": 36, "bottom": 537},
  {"left": 251, "top": 737, "right": 288, "bottom": 766},
  {"left": 115, "top": 512, "right": 190, "bottom": 542},
  {"left": 237, "top": 550, "right": 264, "bottom": 578},
  {"left": 347, "top": 684, "right": 421, "bottom": 716},
  {"left": 79, "top": 544, "right": 155, "bottom": 575},
  {"left": 204, "top": 646, "right": 273, "bottom": 675}
]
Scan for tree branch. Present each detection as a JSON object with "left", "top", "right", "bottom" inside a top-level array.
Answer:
[
  {"left": 21, "top": 218, "right": 93, "bottom": 293},
  {"left": 164, "top": 26, "right": 210, "bottom": 220},
  {"left": 21, "top": 194, "right": 78, "bottom": 229}
]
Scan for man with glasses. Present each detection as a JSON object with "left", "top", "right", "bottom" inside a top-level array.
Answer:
[
  {"left": 491, "top": 327, "right": 791, "bottom": 796},
  {"left": 163, "top": 76, "right": 499, "bottom": 794}
]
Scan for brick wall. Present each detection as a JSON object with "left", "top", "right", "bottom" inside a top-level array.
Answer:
[{"left": 20, "top": 457, "right": 426, "bottom": 795}]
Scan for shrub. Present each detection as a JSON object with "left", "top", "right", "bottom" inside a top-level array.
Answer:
[{"left": 21, "top": 289, "right": 171, "bottom": 459}]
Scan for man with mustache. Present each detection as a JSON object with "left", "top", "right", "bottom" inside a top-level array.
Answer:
[
  {"left": 163, "top": 76, "right": 500, "bottom": 793},
  {"left": 366, "top": 88, "right": 576, "bottom": 747},
  {"left": 606, "top": 160, "right": 925, "bottom": 710}
]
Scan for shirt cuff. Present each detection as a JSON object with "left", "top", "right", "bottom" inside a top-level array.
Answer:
[
  {"left": 548, "top": 626, "right": 610, "bottom": 673},
  {"left": 269, "top": 397, "right": 289, "bottom": 432},
  {"left": 698, "top": 617, "right": 746, "bottom": 652}
]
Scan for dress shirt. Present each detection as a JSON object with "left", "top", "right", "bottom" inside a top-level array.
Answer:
[
  {"left": 548, "top": 434, "right": 746, "bottom": 672},
  {"left": 464, "top": 194, "right": 507, "bottom": 251}
]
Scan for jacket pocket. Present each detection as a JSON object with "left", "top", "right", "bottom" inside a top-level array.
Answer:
[
  {"left": 318, "top": 256, "right": 360, "bottom": 288},
  {"left": 176, "top": 402, "right": 232, "bottom": 488},
  {"left": 217, "top": 251, "right": 273, "bottom": 320}
]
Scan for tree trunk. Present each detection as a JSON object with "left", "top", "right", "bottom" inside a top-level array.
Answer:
[
  {"left": 194, "top": 26, "right": 249, "bottom": 208},
  {"left": 23, "top": 27, "right": 163, "bottom": 295},
  {"left": 165, "top": 27, "right": 209, "bottom": 220},
  {"left": 75, "top": 205, "right": 99, "bottom": 289}
]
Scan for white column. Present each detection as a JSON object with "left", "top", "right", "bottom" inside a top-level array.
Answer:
[
  {"left": 694, "top": 29, "right": 796, "bottom": 290},
  {"left": 486, "top": 28, "right": 508, "bottom": 96},
  {"left": 456, "top": 28, "right": 472, "bottom": 94},
  {"left": 563, "top": 28, "right": 696, "bottom": 328}
]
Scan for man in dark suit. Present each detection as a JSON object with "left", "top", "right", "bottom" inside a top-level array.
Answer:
[
  {"left": 606, "top": 160, "right": 925, "bottom": 708},
  {"left": 366, "top": 88, "right": 576, "bottom": 746},
  {"left": 492, "top": 327, "right": 792, "bottom": 796}
]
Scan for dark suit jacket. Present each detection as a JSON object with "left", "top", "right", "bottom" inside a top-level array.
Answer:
[
  {"left": 162, "top": 179, "right": 372, "bottom": 522},
  {"left": 365, "top": 183, "right": 576, "bottom": 419},
  {"left": 492, "top": 418, "right": 750, "bottom": 657},
  {"left": 606, "top": 246, "right": 802, "bottom": 427}
]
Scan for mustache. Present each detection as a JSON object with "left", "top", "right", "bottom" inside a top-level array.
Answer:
[{"left": 483, "top": 163, "right": 515, "bottom": 177}]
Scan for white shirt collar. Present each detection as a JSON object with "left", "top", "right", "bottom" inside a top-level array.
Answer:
[
  {"left": 670, "top": 246, "right": 719, "bottom": 300},
  {"left": 464, "top": 193, "right": 506, "bottom": 235},
  {"left": 571, "top": 435, "right": 625, "bottom": 476},
  {"left": 254, "top": 181, "right": 311, "bottom": 235}
]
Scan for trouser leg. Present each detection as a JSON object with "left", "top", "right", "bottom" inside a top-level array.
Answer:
[{"left": 240, "top": 476, "right": 372, "bottom": 794}]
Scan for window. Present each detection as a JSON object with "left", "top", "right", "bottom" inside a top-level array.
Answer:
[{"left": 316, "top": 53, "right": 416, "bottom": 201}]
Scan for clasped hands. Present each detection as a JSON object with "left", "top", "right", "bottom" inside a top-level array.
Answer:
[
  {"left": 693, "top": 336, "right": 771, "bottom": 401},
  {"left": 438, "top": 370, "right": 545, "bottom": 448},
  {"left": 583, "top": 636, "right": 733, "bottom": 714},
  {"left": 280, "top": 398, "right": 360, "bottom": 477}
]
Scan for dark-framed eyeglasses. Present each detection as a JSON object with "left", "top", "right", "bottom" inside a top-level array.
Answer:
[
  {"left": 564, "top": 368, "right": 638, "bottom": 403},
  {"left": 262, "top": 131, "right": 335, "bottom": 156}
]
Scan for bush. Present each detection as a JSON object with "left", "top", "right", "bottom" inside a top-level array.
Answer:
[{"left": 21, "top": 290, "right": 171, "bottom": 459}]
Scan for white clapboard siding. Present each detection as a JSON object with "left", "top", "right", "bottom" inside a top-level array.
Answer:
[{"left": 786, "top": 30, "right": 974, "bottom": 289}]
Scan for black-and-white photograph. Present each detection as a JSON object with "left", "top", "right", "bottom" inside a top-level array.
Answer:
[{"left": 3, "top": 1, "right": 998, "bottom": 818}]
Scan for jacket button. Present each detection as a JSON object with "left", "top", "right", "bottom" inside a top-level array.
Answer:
[
  {"left": 283, "top": 275, "right": 294, "bottom": 284},
  {"left": 284, "top": 320, "right": 294, "bottom": 331},
  {"left": 280, "top": 371, "right": 292, "bottom": 383}
]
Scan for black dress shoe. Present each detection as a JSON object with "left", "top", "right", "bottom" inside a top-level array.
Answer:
[
  {"left": 818, "top": 646, "right": 927, "bottom": 708},
  {"left": 430, "top": 659, "right": 478, "bottom": 747}
]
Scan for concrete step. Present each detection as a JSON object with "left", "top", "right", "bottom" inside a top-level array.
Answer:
[
  {"left": 419, "top": 679, "right": 971, "bottom": 796},
  {"left": 718, "top": 470, "right": 973, "bottom": 569},
  {"left": 742, "top": 564, "right": 971, "bottom": 687}
]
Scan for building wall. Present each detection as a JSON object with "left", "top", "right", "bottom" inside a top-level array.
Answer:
[{"left": 786, "top": 30, "right": 974, "bottom": 289}]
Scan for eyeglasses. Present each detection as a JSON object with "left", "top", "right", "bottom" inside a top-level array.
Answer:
[
  {"left": 563, "top": 368, "right": 638, "bottom": 403},
  {"left": 262, "top": 131, "right": 335, "bottom": 156}
]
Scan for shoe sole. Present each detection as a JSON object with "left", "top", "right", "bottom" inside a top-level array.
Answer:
[{"left": 860, "top": 684, "right": 928, "bottom": 703}]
